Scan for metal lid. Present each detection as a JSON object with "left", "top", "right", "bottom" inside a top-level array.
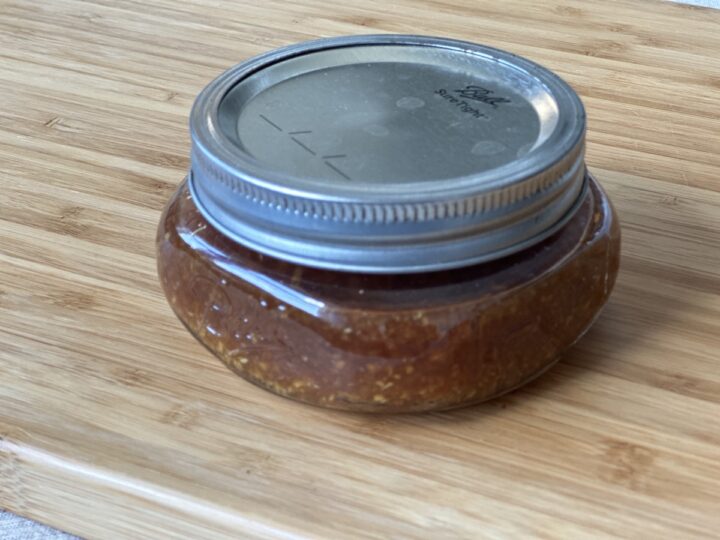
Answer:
[{"left": 189, "top": 35, "right": 587, "bottom": 273}]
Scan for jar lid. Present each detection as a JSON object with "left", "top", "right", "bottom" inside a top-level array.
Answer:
[{"left": 189, "top": 35, "right": 587, "bottom": 273}]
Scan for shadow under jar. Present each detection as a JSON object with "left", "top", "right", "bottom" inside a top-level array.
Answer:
[{"left": 157, "top": 35, "right": 621, "bottom": 413}]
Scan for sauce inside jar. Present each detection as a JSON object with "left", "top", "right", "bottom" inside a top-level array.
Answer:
[{"left": 157, "top": 35, "right": 621, "bottom": 412}]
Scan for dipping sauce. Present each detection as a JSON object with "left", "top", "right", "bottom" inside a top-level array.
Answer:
[{"left": 157, "top": 35, "right": 620, "bottom": 412}]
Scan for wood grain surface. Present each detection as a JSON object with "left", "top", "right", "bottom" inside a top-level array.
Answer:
[{"left": 1, "top": 0, "right": 719, "bottom": 538}]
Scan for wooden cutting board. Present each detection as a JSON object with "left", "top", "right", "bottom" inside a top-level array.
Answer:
[{"left": 1, "top": 0, "right": 719, "bottom": 538}]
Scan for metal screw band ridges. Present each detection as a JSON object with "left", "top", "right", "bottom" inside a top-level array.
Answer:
[{"left": 192, "top": 143, "right": 584, "bottom": 225}]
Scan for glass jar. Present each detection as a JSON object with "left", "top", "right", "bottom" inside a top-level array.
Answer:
[{"left": 157, "top": 35, "right": 621, "bottom": 412}]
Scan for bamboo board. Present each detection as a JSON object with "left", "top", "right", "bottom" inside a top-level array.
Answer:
[{"left": 1, "top": 0, "right": 719, "bottom": 538}]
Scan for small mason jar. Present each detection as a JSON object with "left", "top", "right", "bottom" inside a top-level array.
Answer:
[{"left": 157, "top": 35, "right": 620, "bottom": 413}]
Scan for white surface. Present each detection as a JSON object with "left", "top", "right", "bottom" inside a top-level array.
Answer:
[
  {"left": 0, "top": 511, "right": 77, "bottom": 540},
  {"left": 670, "top": 0, "right": 720, "bottom": 6}
]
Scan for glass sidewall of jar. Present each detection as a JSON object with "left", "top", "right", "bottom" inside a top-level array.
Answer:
[{"left": 157, "top": 177, "right": 620, "bottom": 412}]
